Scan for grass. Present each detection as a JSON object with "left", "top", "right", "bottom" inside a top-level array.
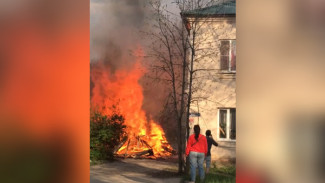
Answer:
[
  {"left": 90, "top": 159, "right": 115, "bottom": 166},
  {"left": 182, "top": 174, "right": 235, "bottom": 183},
  {"left": 90, "top": 159, "right": 104, "bottom": 166},
  {"left": 210, "top": 165, "right": 236, "bottom": 176},
  {"left": 182, "top": 165, "right": 236, "bottom": 183}
]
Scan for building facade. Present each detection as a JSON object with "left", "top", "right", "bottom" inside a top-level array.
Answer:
[{"left": 182, "top": 0, "right": 236, "bottom": 164}]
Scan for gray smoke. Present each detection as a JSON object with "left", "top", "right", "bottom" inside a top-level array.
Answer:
[
  {"left": 90, "top": 0, "right": 168, "bottom": 120},
  {"left": 90, "top": 0, "right": 149, "bottom": 71},
  {"left": 90, "top": 1, "right": 179, "bottom": 146}
]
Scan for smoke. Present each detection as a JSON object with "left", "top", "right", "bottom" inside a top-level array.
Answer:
[
  {"left": 90, "top": 1, "right": 182, "bottom": 148},
  {"left": 90, "top": 0, "right": 150, "bottom": 99},
  {"left": 90, "top": 0, "right": 169, "bottom": 123},
  {"left": 90, "top": 0, "right": 149, "bottom": 71}
]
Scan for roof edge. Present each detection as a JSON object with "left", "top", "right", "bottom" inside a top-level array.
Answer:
[{"left": 181, "top": 13, "right": 236, "bottom": 18}]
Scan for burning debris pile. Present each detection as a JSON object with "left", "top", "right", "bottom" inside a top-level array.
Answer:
[
  {"left": 91, "top": 49, "right": 175, "bottom": 159},
  {"left": 115, "top": 122, "right": 175, "bottom": 159}
]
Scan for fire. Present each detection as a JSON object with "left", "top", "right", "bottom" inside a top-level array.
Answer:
[{"left": 91, "top": 48, "right": 174, "bottom": 158}]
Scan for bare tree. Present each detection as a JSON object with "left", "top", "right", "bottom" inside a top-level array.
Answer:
[
  {"left": 146, "top": 0, "right": 236, "bottom": 174},
  {"left": 145, "top": 0, "right": 188, "bottom": 173}
]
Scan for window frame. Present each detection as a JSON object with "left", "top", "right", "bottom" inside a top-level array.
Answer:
[
  {"left": 217, "top": 108, "right": 236, "bottom": 141},
  {"left": 220, "top": 39, "right": 236, "bottom": 73}
]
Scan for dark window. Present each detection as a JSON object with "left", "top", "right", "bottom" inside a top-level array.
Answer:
[
  {"left": 218, "top": 108, "right": 236, "bottom": 140},
  {"left": 230, "top": 109, "right": 236, "bottom": 140},
  {"left": 231, "top": 41, "right": 236, "bottom": 71},
  {"left": 219, "top": 109, "right": 227, "bottom": 138},
  {"left": 220, "top": 40, "right": 236, "bottom": 72}
]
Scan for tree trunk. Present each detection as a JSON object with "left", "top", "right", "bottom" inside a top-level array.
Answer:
[
  {"left": 177, "top": 26, "right": 189, "bottom": 174},
  {"left": 185, "top": 27, "right": 196, "bottom": 175}
]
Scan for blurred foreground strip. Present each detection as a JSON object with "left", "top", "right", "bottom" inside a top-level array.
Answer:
[
  {"left": 0, "top": 0, "right": 89, "bottom": 183},
  {"left": 238, "top": 0, "right": 325, "bottom": 182}
]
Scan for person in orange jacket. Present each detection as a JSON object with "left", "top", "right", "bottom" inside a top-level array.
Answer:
[{"left": 185, "top": 125, "right": 208, "bottom": 182}]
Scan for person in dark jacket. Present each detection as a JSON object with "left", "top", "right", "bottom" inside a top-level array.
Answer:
[{"left": 205, "top": 130, "right": 218, "bottom": 173}]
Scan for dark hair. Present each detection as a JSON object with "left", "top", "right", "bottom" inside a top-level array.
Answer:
[
  {"left": 206, "top": 130, "right": 211, "bottom": 136},
  {"left": 194, "top": 125, "right": 200, "bottom": 141}
]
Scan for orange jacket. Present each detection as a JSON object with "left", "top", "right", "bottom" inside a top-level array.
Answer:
[{"left": 185, "top": 134, "right": 208, "bottom": 156}]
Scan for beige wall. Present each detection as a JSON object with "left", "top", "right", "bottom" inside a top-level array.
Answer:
[{"left": 187, "top": 17, "right": 236, "bottom": 163}]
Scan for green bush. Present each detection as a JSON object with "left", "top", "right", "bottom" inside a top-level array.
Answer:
[{"left": 90, "top": 110, "right": 127, "bottom": 161}]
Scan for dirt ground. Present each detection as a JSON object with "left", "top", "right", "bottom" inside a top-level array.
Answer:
[{"left": 90, "top": 158, "right": 182, "bottom": 183}]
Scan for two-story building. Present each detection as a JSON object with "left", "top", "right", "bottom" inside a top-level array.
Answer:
[{"left": 181, "top": 0, "right": 236, "bottom": 165}]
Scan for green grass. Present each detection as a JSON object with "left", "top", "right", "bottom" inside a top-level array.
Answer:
[
  {"left": 90, "top": 159, "right": 104, "bottom": 166},
  {"left": 182, "top": 174, "right": 235, "bottom": 183},
  {"left": 182, "top": 165, "right": 236, "bottom": 183},
  {"left": 210, "top": 165, "right": 236, "bottom": 176},
  {"left": 90, "top": 159, "right": 114, "bottom": 166}
]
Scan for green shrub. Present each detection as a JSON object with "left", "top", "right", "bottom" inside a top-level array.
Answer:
[{"left": 90, "top": 110, "right": 127, "bottom": 161}]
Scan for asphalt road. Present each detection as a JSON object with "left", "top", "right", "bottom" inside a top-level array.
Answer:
[{"left": 90, "top": 158, "right": 182, "bottom": 183}]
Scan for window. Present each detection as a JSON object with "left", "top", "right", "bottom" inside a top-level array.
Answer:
[
  {"left": 220, "top": 40, "right": 236, "bottom": 72},
  {"left": 218, "top": 108, "right": 236, "bottom": 140},
  {"left": 219, "top": 110, "right": 227, "bottom": 138}
]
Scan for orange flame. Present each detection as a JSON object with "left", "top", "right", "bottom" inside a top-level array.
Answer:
[{"left": 91, "top": 48, "right": 173, "bottom": 158}]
